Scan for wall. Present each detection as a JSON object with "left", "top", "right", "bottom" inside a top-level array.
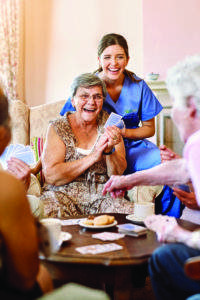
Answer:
[
  {"left": 25, "top": 0, "right": 143, "bottom": 106},
  {"left": 143, "top": 0, "right": 200, "bottom": 80}
]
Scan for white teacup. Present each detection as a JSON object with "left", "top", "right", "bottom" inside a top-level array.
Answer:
[
  {"left": 40, "top": 218, "right": 62, "bottom": 253},
  {"left": 134, "top": 202, "right": 155, "bottom": 220}
]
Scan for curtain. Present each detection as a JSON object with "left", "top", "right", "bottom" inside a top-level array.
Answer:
[{"left": 0, "top": 0, "right": 24, "bottom": 102}]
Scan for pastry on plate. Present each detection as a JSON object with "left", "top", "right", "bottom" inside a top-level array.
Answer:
[{"left": 83, "top": 215, "right": 115, "bottom": 226}]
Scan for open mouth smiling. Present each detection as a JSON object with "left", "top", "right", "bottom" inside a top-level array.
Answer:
[
  {"left": 83, "top": 108, "right": 96, "bottom": 112},
  {"left": 108, "top": 68, "right": 120, "bottom": 72}
]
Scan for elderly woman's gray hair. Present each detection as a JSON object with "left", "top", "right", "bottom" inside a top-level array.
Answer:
[
  {"left": 166, "top": 55, "right": 200, "bottom": 114},
  {"left": 70, "top": 73, "right": 107, "bottom": 99}
]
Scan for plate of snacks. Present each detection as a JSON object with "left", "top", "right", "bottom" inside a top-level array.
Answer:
[{"left": 79, "top": 215, "right": 117, "bottom": 229}]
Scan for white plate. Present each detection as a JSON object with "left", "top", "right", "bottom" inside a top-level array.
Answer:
[
  {"left": 60, "top": 231, "right": 72, "bottom": 242},
  {"left": 79, "top": 219, "right": 118, "bottom": 229}
]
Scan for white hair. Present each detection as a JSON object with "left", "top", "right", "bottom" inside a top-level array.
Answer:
[{"left": 166, "top": 54, "right": 200, "bottom": 114}]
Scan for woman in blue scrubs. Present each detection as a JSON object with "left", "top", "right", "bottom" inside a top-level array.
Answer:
[
  {"left": 60, "top": 33, "right": 183, "bottom": 217},
  {"left": 61, "top": 33, "right": 162, "bottom": 173}
]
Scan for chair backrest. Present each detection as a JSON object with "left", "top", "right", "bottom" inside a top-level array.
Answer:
[
  {"left": 30, "top": 100, "right": 66, "bottom": 141},
  {"left": 9, "top": 99, "right": 66, "bottom": 145}
]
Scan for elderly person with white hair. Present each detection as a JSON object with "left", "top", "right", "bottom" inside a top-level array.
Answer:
[{"left": 103, "top": 55, "right": 200, "bottom": 300}]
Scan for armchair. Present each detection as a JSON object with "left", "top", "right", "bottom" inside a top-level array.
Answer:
[{"left": 9, "top": 99, "right": 65, "bottom": 145}]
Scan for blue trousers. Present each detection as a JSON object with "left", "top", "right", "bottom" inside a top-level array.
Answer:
[{"left": 149, "top": 243, "right": 200, "bottom": 300}]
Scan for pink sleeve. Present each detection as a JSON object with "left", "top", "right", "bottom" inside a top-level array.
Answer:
[{"left": 185, "top": 141, "right": 200, "bottom": 206}]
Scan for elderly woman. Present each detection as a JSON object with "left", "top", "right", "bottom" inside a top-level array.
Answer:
[{"left": 41, "top": 73, "right": 134, "bottom": 217}]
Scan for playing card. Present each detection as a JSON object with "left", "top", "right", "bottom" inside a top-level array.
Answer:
[
  {"left": 92, "top": 232, "right": 125, "bottom": 241},
  {"left": 104, "top": 112, "right": 125, "bottom": 129},
  {"left": 0, "top": 144, "right": 36, "bottom": 169},
  {"left": 60, "top": 219, "right": 83, "bottom": 226},
  {"left": 0, "top": 147, "right": 9, "bottom": 169},
  {"left": 76, "top": 243, "right": 123, "bottom": 254},
  {"left": 117, "top": 223, "right": 147, "bottom": 237}
]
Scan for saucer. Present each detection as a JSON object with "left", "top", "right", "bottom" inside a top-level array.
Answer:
[
  {"left": 126, "top": 214, "right": 146, "bottom": 225},
  {"left": 59, "top": 231, "right": 72, "bottom": 242}
]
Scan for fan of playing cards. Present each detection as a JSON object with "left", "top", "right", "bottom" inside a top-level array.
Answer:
[
  {"left": 104, "top": 112, "right": 125, "bottom": 129},
  {"left": 0, "top": 144, "right": 36, "bottom": 169}
]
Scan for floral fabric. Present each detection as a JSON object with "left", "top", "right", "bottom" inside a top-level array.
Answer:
[{"left": 40, "top": 111, "right": 135, "bottom": 218}]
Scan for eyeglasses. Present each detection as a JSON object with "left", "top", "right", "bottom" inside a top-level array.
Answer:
[{"left": 77, "top": 93, "right": 103, "bottom": 102}]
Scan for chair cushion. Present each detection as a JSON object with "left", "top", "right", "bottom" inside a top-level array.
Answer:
[{"left": 30, "top": 137, "right": 45, "bottom": 186}]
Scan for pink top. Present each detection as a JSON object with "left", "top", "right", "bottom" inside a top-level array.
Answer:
[{"left": 183, "top": 129, "right": 200, "bottom": 206}]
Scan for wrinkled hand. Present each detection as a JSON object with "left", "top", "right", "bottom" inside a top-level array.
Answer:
[
  {"left": 172, "top": 187, "right": 199, "bottom": 210},
  {"left": 7, "top": 157, "right": 31, "bottom": 191},
  {"left": 144, "top": 215, "right": 180, "bottom": 243},
  {"left": 93, "top": 134, "right": 109, "bottom": 161},
  {"left": 159, "top": 145, "right": 180, "bottom": 163},
  {"left": 103, "top": 125, "right": 122, "bottom": 152},
  {"left": 102, "top": 175, "right": 133, "bottom": 198}
]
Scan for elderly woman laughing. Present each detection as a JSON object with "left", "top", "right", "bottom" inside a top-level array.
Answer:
[{"left": 41, "top": 73, "right": 134, "bottom": 217}]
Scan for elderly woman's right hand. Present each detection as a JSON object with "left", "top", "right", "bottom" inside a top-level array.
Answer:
[{"left": 93, "top": 134, "right": 109, "bottom": 161}]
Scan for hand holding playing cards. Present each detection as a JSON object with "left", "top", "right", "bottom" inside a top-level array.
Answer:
[
  {"left": 103, "top": 125, "right": 122, "bottom": 151},
  {"left": 144, "top": 215, "right": 182, "bottom": 243},
  {"left": 102, "top": 175, "right": 133, "bottom": 198},
  {"left": 7, "top": 157, "right": 31, "bottom": 191}
]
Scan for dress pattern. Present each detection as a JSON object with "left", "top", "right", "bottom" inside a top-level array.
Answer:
[{"left": 40, "top": 111, "right": 134, "bottom": 218}]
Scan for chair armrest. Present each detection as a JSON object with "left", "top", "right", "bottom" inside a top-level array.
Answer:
[
  {"left": 31, "top": 158, "right": 42, "bottom": 175},
  {"left": 184, "top": 256, "right": 200, "bottom": 280}
]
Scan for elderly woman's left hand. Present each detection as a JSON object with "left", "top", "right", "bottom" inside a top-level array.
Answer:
[
  {"left": 103, "top": 125, "right": 122, "bottom": 151},
  {"left": 7, "top": 157, "right": 31, "bottom": 191},
  {"left": 144, "top": 215, "right": 181, "bottom": 243}
]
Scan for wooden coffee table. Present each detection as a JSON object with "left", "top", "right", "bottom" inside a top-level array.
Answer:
[{"left": 40, "top": 214, "right": 199, "bottom": 300}]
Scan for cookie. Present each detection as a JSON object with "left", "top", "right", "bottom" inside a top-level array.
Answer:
[{"left": 93, "top": 215, "right": 115, "bottom": 226}]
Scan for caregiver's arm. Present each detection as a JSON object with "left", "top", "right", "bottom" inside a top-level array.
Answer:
[
  {"left": 122, "top": 118, "right": 155, "bottom": 139},
  {"left": 42, "top": 125, "right": 108, "bottom": 186}
]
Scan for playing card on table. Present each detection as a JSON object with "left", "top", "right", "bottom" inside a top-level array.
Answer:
[
  {"left": 60, "top": 219, "right": 83, "bottom": 226},
  {"left": 76, "top": 243, "right": 123, "bottom": 254},
  {"left": 92, "top": 232, "right": 125, "bottom": 241},
  {"left": 104, "top": 112, "right": 125, "bottom": 129}
]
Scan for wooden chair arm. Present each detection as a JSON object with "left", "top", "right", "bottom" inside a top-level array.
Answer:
[
  {"left": 31, "top": 158, "right": 42, "bottom": 176},
  {"left": 184, "top": 256, "right": 200, "bottom": 280}
]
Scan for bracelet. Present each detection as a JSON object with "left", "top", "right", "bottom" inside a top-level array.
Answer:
[{"left": 103, "top": 147, "right": 115, "bottom": 155}]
